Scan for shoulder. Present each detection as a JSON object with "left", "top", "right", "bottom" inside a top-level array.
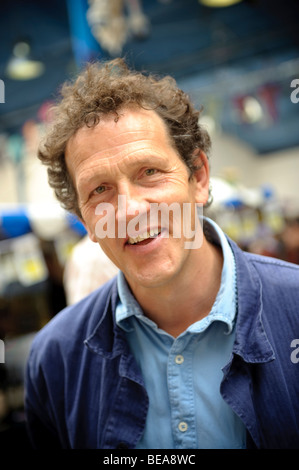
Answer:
[
  {"left": 244, "top": 251, "right": 299, "bottom": 287},
  {"left": 235, "top": 249, "right": 299, "bottom": 335},
  {"left": 230, "top": 236, "right": 299, "bottom": 286},
  {"left": 230, "top": 238, "right": 299, "bottom": 323},
  {"left": 28, "top": 276, "right": 118, "bottom": 365}
]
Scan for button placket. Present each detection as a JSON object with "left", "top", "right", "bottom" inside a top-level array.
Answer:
[{"left": 167, "top": 335, "right": 197, "bottom": 447}]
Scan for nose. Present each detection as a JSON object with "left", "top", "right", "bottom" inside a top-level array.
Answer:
[
  {"left": 117, "top": 181, "right": 149, "bottom": 213},
  {"left": 116, "top": 181, "right": 150, "bottom": 235}
]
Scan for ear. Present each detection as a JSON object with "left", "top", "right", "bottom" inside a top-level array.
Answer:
[
  {"left": 190, "top": 149, "right": 210, "bottom": 205},
  {"left": 79, "top": 217, "right": 98, "bottom": 243}
]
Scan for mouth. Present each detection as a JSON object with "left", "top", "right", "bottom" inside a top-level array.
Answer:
[{"left": 126, "top": 228, "right": 162, "bottom": 246}]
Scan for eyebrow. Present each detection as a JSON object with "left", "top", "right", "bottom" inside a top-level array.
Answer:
[{"left": 77, "top": 153, "right": 169, "bottom": 196}]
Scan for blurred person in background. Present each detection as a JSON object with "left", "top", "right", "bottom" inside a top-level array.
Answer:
[
  {"left": 25, "top": 59, "right": 299, "bottom": 449},
  {"left": 64, "top": 234, "right": 119, "bottom": 304},
  {"left": 280, "top": 218, "right": 299, "bottom": 265}
]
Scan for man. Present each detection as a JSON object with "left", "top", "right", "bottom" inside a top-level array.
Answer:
[{"left": 25, "top": 58, "right": 299, "bottom": 449}]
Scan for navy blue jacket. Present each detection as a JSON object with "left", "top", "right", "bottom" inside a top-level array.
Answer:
[{"left": 25, "top": 239, "right": 299, "bottom": 449}]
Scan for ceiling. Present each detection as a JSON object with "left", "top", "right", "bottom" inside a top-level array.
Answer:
[{"left": 0, "top": 0, "right": 298, "bottom": 154}]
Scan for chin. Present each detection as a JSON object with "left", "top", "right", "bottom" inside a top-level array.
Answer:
[{"left": 126, "top": 264, "right": 178, "bottom": 290}]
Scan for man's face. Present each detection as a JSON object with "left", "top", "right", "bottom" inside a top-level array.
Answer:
[{"left": 65, "top": 107, "right": 209, "bottom": 291}]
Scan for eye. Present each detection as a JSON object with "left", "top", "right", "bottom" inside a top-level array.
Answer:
[
  {"left": 144, "top": 168, "right": 157, "bottom": 176},
  {"left": 94, "top": 185, "right": 106, "bottom": 194}
]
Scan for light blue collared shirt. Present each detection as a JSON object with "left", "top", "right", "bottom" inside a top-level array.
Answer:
[{"left": 115, "top": 217, "right": 246, "bottom": 449}]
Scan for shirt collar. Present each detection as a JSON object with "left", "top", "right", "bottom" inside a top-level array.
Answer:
[{"left": 116, "top": 217, "right": 237, "bottom": 335}]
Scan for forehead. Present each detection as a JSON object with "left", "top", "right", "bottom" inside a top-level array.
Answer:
[{"left": 66, "top": 107, "right": 174, "bottom": 165}]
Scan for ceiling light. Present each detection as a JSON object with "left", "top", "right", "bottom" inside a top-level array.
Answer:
[
  {"left": 5, "top": 40, "right": 45, "bottom": 81},
  {"left": 199, "top": 0, "right": 243, "bottom": 7}
]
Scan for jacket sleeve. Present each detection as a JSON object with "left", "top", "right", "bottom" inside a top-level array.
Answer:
[{"left": 24, "top": 348, "right": 62, "bottom": 449}]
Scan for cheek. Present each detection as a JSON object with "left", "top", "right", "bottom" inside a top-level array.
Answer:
[
  {"left": 96, "top": 239, "right": 123, "bottom": 271},
  {"left": 81, "top": 205, "right": 102, "bottom": 243}
]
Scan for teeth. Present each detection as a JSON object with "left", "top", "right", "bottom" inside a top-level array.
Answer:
[{"left": 128, "top": 229, "right": 160, "bottom": 245}]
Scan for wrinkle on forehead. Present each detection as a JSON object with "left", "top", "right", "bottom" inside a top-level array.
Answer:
[
  {"left": 77, "top": 143, "right": 170, "bottom": 172},
  {"left": 67, "top": 109, "right": 172, "bottom": 166},
  {"left": 68, "top": 107, "right": 172, "bottom": 154}
]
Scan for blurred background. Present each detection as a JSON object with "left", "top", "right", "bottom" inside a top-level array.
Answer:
[{"left": 0, "top": 0, "right": 299, "bottom": 448}]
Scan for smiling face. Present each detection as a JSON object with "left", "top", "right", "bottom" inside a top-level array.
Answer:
[{"left": 65, "top": 107, "right": 210, "bottom": 292}]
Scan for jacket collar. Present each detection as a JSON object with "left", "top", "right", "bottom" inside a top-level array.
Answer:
[
  {"left": 228, "top": 238, "right": 275, "bottom": 364},
  {"left": 84, "top": 278, "right": 128, "bottom": 359},
  {"left": 84, "top": 278, "right": 146, "bottom": 385}
]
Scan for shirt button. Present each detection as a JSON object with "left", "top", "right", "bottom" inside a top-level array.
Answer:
[
  {"left": 175, "top": 354, "right": 184, "bottom": 364},
  {"left": 178, "top": 421, "right": 188, "bottom": 432}
]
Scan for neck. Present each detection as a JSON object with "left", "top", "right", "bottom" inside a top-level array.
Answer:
[{"left": 127, "top": 238, "right": 223, "bottom": 337}]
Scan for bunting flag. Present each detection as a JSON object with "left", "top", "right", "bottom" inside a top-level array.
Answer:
[{"left": 258, "top": 83, "right": 280, "bottom": 123}]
